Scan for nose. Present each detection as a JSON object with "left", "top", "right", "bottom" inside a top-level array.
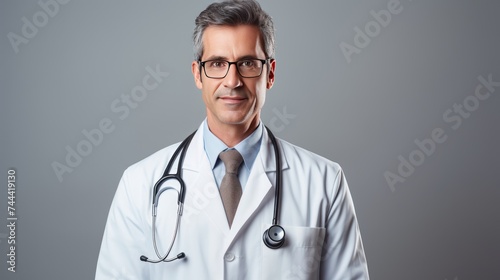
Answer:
[{"left": 223, "top": 63, "right": 243, "bottom": 89}]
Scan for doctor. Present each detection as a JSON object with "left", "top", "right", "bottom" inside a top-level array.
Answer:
[{"left": 96, "top": 0, "right": 369, "bottom": 279}]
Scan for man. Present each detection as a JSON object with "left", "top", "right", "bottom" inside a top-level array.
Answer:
[{"left": 96, "top": 0, "right": 369, "bottom": 279}]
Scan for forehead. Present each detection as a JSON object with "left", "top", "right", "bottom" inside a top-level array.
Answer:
[{"left": 201, "top": 25, "right": 265, "bottom": 60}]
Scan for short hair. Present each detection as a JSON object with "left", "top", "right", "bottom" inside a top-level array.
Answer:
[{"left": 193, "top": 0, "right": 275, "bottom": 61}]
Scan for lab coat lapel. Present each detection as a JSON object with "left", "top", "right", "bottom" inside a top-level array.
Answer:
[
  {"left": 223, "top": 128, "right": 289, "bottom": 249},
  {"left": 181, "top": 124, "right": 289, "bottom": 249},
  {"left": 229, "top": 156, "right": 272, "bottom": 233},
  {"left": 182, "top": 125, "right": 231, "bottom": 236}
]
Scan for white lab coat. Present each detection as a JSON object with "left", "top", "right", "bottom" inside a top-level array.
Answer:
[{"left": 96, "top": 122, "right": 369, "bottom": 279}]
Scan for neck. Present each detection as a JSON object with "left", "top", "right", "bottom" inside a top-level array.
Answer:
[{"left": 206, "top": 117, "right": 260, "bottom": 148}]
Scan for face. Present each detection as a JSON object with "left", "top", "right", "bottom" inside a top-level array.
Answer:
[{"left": 192, "top": 25, "right": 275, "bottom": 131}]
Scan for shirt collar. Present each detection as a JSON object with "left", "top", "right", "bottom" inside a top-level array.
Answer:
[{"left": 203, "top": 119, "right": 263, "bottom": 171}]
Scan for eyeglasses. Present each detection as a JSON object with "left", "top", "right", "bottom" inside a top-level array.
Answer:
[{"left": 199, "top": 59, "right": 268, "bottom": 79}]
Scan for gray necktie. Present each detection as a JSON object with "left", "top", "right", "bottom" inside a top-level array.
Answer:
[{"left": 219, "top": 149, "right": 243, "bottom": 228}]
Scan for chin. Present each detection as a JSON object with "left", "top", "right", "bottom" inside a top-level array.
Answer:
[
  {"left": 219, "top": 114, "right": 251, "bottom": 126},
  {"left": 220, "top": 118, "right": 247, "bottom": 126}
]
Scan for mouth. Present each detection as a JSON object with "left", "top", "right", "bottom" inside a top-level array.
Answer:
[{"left": 218, "top": 96, "right": 247, "bottom": 104}]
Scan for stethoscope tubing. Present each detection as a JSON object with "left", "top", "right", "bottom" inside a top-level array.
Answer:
[
  {"left": 266, "top": 126, "right": 282, "bottom": 226},
  {"left": 142, "top": 126, "right": 284, "bottom": 263}
]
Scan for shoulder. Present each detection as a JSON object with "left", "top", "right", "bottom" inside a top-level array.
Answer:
[
  {"left": 277, "top": 137, "right": 342, "bottom": 174},
  {"left": 122, "top": 141, "right": 182, "bottom": 180},
  {"left": 274, "top": 137, "right": 347, "bottom": 202},
  {"left": 120, "top": 126, "right": 203, "bottom": 184}
]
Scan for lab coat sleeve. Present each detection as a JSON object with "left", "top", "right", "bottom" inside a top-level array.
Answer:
[
  {"left": 320, "top": 168, "right": 370, "bottom": 279},
  {"left": 95, "top": 168, "right": 150, "bottom": 279}
]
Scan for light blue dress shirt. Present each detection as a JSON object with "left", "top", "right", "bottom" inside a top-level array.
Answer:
[{"left": 202, "top": 119, "right": 263, "bottom": 191}]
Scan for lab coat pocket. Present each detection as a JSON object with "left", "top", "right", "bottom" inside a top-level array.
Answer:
[{"left": 261, "top": 225, "right": 326, "bottom": 280}]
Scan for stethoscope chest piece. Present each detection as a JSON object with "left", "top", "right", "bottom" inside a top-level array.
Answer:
[
  {"left": 142, "top": 126, "right": 286, "bottom": 263},
  {"left": 263, "top": 225, "right": 285, "bottom": 249}
]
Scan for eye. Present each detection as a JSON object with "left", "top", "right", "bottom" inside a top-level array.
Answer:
[
  {"left": 239, "top": 60, "right": 256, "bottom": 68},
  {"left": 208, "top": 60, "right": 227, "bottom": 68}
]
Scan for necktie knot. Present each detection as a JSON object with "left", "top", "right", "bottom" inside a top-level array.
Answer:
[{"left": 219, "top": 149, "right": 243, "bottom": 175}]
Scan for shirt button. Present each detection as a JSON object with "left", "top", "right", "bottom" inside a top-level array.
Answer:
[{"left": 224, "top": 253, "right": 235, "bottom": 262}]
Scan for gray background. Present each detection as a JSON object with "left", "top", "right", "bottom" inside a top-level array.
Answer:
[{"left": 1, "top": 0, "right": 499, "bottom": 279}]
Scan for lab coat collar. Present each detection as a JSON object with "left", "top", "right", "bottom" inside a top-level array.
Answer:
[
  {"left": 181, "top": 122, "right": 289, "bottom": 248},
  {"left": 182, "top": 122, "right": 289, "bottom": 173}
]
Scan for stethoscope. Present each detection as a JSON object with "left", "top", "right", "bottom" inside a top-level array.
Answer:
[{"left": 140, "top": 126, "right": 285, "bottom": 263}]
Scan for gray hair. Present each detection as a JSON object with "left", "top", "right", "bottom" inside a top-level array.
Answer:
[{"left": 193, "top": 0, "right": 275, "bottom": 61}]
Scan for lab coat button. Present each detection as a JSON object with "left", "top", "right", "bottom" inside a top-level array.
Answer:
[{"left": 224, "top": 253, "right": 235, "bottom": 262}]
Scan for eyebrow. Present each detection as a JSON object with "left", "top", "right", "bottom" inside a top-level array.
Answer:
[{"left": 202, "top": 55, "right": 261, "bottom": 61}]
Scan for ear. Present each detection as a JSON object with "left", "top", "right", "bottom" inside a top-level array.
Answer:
[
  {"left": 266, "top": 59, "right": 276, "bottom": 89},
  {"left": 192, "top": 61, "right": 203, "bottom": 89}
]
